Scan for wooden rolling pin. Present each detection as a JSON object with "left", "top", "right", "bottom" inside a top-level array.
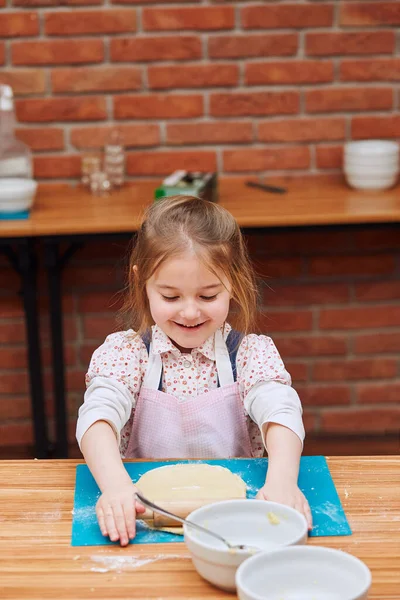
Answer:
[{"left": 139, "top": 497, "right": 241, "bottom": 527}]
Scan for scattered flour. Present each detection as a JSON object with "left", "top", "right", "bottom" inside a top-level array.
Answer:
[{"left": 88, "top": 554, "right": 189, "bottom": 573}]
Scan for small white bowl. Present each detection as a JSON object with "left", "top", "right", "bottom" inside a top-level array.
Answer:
[
  {"left": 183, "top": 500, "right": 308, "bottom": 592},
  {"left": 0, "top": 178, "right": 37, "bottom": 213},
  {"left": 345, "top": 140, "right": 399, "bottom": 157},
  {"left": 236, "top": 545, "right": 371, "bottom": 600},
  {"left": 344, "top": 165, "right": 399, "bottom": 177},
  {"left": 344, "top": 155, "right": 399, "bottom": 169},
  {"left": 345, "top": 171, "right": 398, "bottom": 190}
]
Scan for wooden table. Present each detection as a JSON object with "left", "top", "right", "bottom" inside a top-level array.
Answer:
[
  {"left": 0, "top": 456, "right": 399, "bottom": 599},
  {"left": 1, "top": 175, "right": 400, "bottom": 458}
]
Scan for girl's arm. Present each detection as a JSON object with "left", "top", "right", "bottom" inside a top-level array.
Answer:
[{"left": 81, "top": 421, "right": 144, "bottom": 546}]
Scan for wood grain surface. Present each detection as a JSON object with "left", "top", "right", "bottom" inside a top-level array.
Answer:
[
  {"left": 1, "top": 176, "right": 400, "bottom": 238},
  {"left": 0, "top": 456, "right": 399, "bottom": 599}
]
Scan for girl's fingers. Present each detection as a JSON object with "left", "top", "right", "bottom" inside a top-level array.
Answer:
[
  {"left": 104, "top": 506, "right": 120, "bottom": 543},
  {"left": 96, "top": 505, "right": 107, "bottom": 536},
  {"left": 113, "top": 506, "right": 129, "bottom": 546},
  {"left": 123, "top": 499, "right": 136, "bottom": 540}
]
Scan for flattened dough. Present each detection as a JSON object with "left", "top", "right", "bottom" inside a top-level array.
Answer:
[{"left": 137, "top": 464, "right": 247, "bottom": 534}]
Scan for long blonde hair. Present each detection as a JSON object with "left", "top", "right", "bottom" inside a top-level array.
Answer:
[{"left": 120, "top": 195, "right": 258, "bottom": 335}]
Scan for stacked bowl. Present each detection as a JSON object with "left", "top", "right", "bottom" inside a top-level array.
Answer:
[{"left": 344, "top": 140, "right": 399, "bottom": 191}]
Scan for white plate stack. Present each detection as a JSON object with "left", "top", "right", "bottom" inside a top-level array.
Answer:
[{"left": 344, "top": 140, "right": 399, "bottom": 191}]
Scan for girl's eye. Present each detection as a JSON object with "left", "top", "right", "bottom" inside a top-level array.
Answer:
[
  {"left": 162, "top": 295, "right": 179, "bottom": 301},
  {"left": 200, "top": 295, "right": 218, "bottom": 301}
]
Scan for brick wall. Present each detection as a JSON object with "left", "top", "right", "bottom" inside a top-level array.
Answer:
[
  {"left": 0, "top": 1, "right": 400, "bottom": 180},
  {"left": 1, "top": 225, "right": 399, "bottom": 450}
]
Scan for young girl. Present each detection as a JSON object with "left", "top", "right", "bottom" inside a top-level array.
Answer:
[{"left": 77, "top": 195, "right": 312, "bottom": 546}]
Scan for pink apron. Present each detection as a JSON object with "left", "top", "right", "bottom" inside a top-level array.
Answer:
[{"left": 124, "top": 329, "right": 264, "bottom": 459}]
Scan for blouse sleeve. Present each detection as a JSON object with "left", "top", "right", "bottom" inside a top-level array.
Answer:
[
  {"left": 236, "top": 334, "right": 304, "bottom": 445},
  {"left": 76, "top": 330, "right": 148, "bottom": 449}
]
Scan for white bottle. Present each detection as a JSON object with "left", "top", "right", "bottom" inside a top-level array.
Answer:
[
  {"left": 103, "top": 129, "right": 125, "bottom": 188},
  {"left": 0, "top": 85, "right": 33, "bottom": 179}
]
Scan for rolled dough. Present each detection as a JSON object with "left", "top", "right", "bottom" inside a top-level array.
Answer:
[{"left": 136, "top": 464, "right": 247, "bottom": 535}]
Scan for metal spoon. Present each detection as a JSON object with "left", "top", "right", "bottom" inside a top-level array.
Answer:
[{"left": 135, "top": 491, "right": 260, "bottom": 553}]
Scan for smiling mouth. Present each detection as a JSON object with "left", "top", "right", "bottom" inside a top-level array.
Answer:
[{"left": 174, "top": 322, "right": 205, "bottom": 330}]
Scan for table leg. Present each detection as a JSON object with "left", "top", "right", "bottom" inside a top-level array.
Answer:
[{"left": 14, "top": 241, "right": 50, "bottom": 458}]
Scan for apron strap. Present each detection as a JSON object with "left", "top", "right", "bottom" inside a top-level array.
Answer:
[
  {"left": 225, "top": 328, "right": 243, "bottom": 382},
  {"left": 141, "top": 331, "right": 163, "bottom": 391}
]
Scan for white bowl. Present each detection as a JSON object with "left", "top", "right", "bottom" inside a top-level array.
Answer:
[
  {"left": 345, "top": 171, "right": 398, "bottom": 190},
  {"left": 236, "top": 546, "right": 371, "bottom": 600},
  {"left": 344, "top": 165, "right": 399, "bottom": 177},
  {"left": 0, "top": 178, "right": 37, "bottom": 213},
  {"left": 183, "top": 500, "right": 308, "bottom": 592},
  {"left": 344, "top": 155, "right": 399, "bottom": 169},
  {"left": 345, "top": 140, "right": 399, "bottom": 158}
]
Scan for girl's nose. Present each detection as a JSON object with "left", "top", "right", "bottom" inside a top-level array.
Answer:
[{"left": 181, "top": 302, "right": 200, "bottom": 320}]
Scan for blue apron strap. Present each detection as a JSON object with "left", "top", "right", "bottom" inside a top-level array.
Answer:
[
  {"left": 141, "top": 330, "right": 163, "bottom": 391},
  {"left": 225, "top": 329, "right": 243, "bottom": 383}
]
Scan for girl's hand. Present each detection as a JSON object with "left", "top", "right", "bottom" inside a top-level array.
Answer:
[
  {"left": 256, "top": 480, "right": 313, "bottom": 530},
  {"left": 96, "top": 482, "right": 145, "bottom": 546}
]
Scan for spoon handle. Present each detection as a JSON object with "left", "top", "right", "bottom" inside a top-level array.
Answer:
[{"left": 135, "top": 491, "right": 232, "bottom": 548}]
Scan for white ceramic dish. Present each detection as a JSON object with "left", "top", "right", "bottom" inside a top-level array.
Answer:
[
  {"left": 344, "top": 156, "right": 399, "bottom": 169},
  {"left": 0, "top": 178, "right": 37, "bottom": 213},
  {"left": 345, "top": 140, "right": 399, "bottom": 157},
  {"left": 344, "top": 171, "right": 398, "bottom": 190},
  {"left": 236, "top": 545, "right": 371, "bottom": 600},
  {"left": 344, "top": 165, "right": 399, "bottom": 177},
  {"left": 183, "top": 500, "right": 308, "bottom": 592}
]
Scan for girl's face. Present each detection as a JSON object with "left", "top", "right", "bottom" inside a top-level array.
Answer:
[{"left": 146, "top": 252, "right": 232, "bottom": 353}]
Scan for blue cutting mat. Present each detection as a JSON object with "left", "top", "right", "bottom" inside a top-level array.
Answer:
[{"left": 71, "top": 456, "right": 351, "bottom": 546}]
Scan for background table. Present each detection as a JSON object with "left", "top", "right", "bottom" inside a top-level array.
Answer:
[{"left": 0, "top": 456, "right": 399, "bottom": 598}]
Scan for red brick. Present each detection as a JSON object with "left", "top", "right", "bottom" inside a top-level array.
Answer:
[
  {"left": 355, "top": 281, "right": 400, "bottom": 302},
  {"left": 0, "top": 70, "right": 46, "bottom": 95},
  {"left": 357, "top": 383, "right": 400, "bottom": 404},
  {"left": 255, "top": 229, "right": 352, "bottom": 257},
  {"left": 149, "top": 64, "right": 238, "bottom": 90},
  {"left": 66, "top": 369, "right": 87, "bottom": 394},
  {"left": 0, "top": 347, "right": 27, "bottom": 369},
  {"left": 309, "top": 254, "right": 395, "bottom": 278},
  {"left": 0, "top": 397, "right": 31, "bottom": 420},
  {"left": 16, "top": 128, "right": 64, "bottom": 151},
  {"left": 83, "top": 315, "right": 118, "bottom": 340},
  {"left": 0, "top": 294, "right": 24, "bottom": 316},
  {"left": 319, "top": 305, "right": 400, "bottom": 330},
  {"left": 12, "top": 39, "right": 104, "bottom": 66},
  {"left": 0, "top": 422, "right": 32, "bottom": 446},
  {"left": 78, "top": 291, "right": 124, "bottom": 313},
  {"left": 223, "top": 147, "right": 310, "bottom": 173},
  {"left": 302, "top": 411, "right": 317, "bottom": 433},
  {"left": 13, "top": 0, "right": 102, "bottom": 4},
  {"left": 0, "top": 12, "right": 39, "bottom": 37},
  {"left": 275, "top": 335, "right": 347, "bottom": 358},
  {"left": 126, "top": 151, "right": 217, "bottom": 176},
  {"left": 167, "top": 121, "right": 253, "bottom": 145},
  {"left": 210, "top": 91, "right": 299, "bottom": 117},
  {"left": 51, "top": 67, "right": 142, "bottom": 93},
  {"left": 114, "top": 94, "right": 203, "bottom": 119},
  {"left": 64, "top": 265, "right": 120, "bottom": 289},
  {"left": 0, "top": 373, "right": 29, "bottom": 395},
  {"left": 316, "top": 145, "right": 343, "bottom": 169},
  {"left": 254, "top": 257, "right": 303, "bottom": 278},
  {"left": 45, "top": 9, "right": 136, "bottom": 35},
  {"left": 340, "top": 2, "right": 400, "bottom": 26},
  {"left": 241, "top": 4, "right": 333, "bottom": 29},
  {"left": 71, "top": 124, "right": 160, "bottom": 149},
  {"left": 341, "top": 58, "right": 400, "bottom": 82},
  {"left": 208, "top": 33, "right": 298, "bottom": 59},
  {"left": 15, "top": 97, "right": 107, "bottom": 123},
  {"left": 306, "top": 31, "right": 395, "bottom": 56},
  {"left": 0, "top": 43, "right": 4, "bottom": 65},
  {"left": 42, "top": 345, "right": 76, "bottom": 369},
  {"left": 320, "top": 408, "right": 400, "bottom": 434},
  {"left": 313, "top": 358, "right": 397, "bottom": 382},
  {"left": 306, "top": 87, "right": 393, "bottom": 113},
  {"left": 264, "top": 283, "right": 350, "bottom": 306},
  {"left": 257, "top": 310, "right": 313, "bottom": 333},
  {"left": 33, "top": 155, "right": 81, "bottom": 179},
  {"left": 296, "top": 385, "right": 351, "bottom": 406},
  {"left": 112, "top": 0, "right": 199, "bottom": 3},
  {"left": 0, "top": 321, "right": 25, "bottom": 344},
  {"left": 245, "top": 60, "right": 333, "bottom": 86},
  {"left": 354, "top": 332, "right": 400, "bottom": 355},
  {"left": 143, "top": 6, "right": 234, "bottom": 31},
  {"left": 352, "top": 115, "right": 400, "bottom": 140},
  {"left": 353, "top": 227, "right": 400, "bottom": 251},
  {"left": 285, "top": 362, "right": 308, "bottom": 383},
  {"left": 111, "top": 36, "right": 201, "bottom": 62},
  {"left": 258, "top": 118, "right": 345, "bottom": 143},
  {"left": 40, "top": 316, "right": 77, "bottom": 343},
  {"left": 80, "top": 342, "right": 100, "bottom": 366}
]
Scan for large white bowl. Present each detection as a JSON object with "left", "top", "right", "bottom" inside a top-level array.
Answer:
[
  {"left": 0, "top": 178, "right": 37, "bottom": 213},
  {"left": 183, "top": 500, "right": 308, "bottom": 592},
  {"left": 236, "top": 546, "right": 371, "bottom": 600},
  {"left": 345, "top": 140, "right": 399, "bottom": 158},
  {"left": 344, "top": 165, "right": 399, "bottom": 177},
  {"left": 345, "top": 171, "right": 398, "bottom": 190},
  {"left": 344, "top": 155, "right": 399, "bottom": 169}
]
